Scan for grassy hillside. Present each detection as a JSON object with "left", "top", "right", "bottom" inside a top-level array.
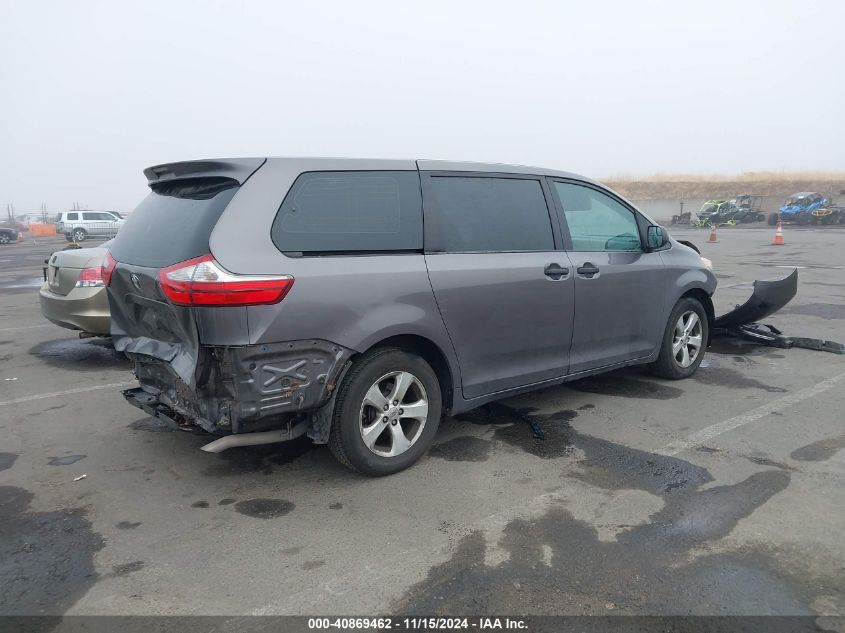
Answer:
[{"left": 603, "top": 171, "right": 845, "bottom": 200}]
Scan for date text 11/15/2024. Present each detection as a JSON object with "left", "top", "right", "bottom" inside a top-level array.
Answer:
[{"left": 307, "top": 617, "right": 528, "bottom": 630}]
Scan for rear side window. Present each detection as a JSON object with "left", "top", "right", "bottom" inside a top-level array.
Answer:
[
  {"left": 110, "top": 178, "right": 238, "bottom": 268},
  {"left": 424, "top": 176, "right": 554, "bottom": 252},
  {"left": 271, "top": 171, "right": 423, "bottom": 254},
  {"left": 67, "top": 213, "right": 78, "bottom": 221},
  {"left": 553, "top": 182, "right": 642, "bottom": 252}
]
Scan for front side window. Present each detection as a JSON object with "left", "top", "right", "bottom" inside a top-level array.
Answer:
[
  {"left": 553, "top": 182, "right": 642, "bottom": 252},
  {"left": 424, "top": 176, "right": 554, "bottom": 252},
  {"left": 272, "top": 171, "right": 422, "bottom": 253}
]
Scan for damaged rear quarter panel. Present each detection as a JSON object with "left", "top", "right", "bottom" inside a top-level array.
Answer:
[
  {"left": 195, "top": 306, "right": 249, "bottom": 345},
  {"left": 244, "top": 254, "right": 452, "bottom": 351},
  {"left": 206, "top": 158, "right": 461, "bottom": 380}
]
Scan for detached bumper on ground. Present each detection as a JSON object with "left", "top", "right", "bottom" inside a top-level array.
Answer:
[{"left": 714, "top": 268, "right": 799, "bottom": 329}]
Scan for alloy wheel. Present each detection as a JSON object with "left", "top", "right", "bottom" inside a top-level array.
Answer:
[
  {"left": 673, "top": 310, "right": 703, "bottom": 368},
  {"left": 358, "top": 371, "right": 429, "bottom": 457}
]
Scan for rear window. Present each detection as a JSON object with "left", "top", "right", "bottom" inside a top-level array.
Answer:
[
  {"left": 110, "top": 178, "right": 238, "bottom": 268},
  {"left": 424, "top": 175, "right": 555, "bottom": 252},
  {"left": 271, "top": 171, "right": 423, "bottom": 254}
]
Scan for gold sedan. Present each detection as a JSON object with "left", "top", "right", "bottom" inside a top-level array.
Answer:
[{"left": 39, "top": 243, "right": 111, "bottom": 336}]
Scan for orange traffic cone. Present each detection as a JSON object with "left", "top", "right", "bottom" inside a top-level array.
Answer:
[
  {"left": 772, "top": 221, "right": 785, "bottom": 246},
  {"left": 707, "top": 225, "right": 718, "bottom": 243}
]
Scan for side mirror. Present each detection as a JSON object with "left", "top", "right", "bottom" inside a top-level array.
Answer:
[{"left": 646, "top": 225, "right": 669, "bottom": 251}]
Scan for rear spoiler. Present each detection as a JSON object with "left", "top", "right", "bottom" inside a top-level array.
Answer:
[{"left": 143, "top": 158, "right": 267, "bottom": 187}]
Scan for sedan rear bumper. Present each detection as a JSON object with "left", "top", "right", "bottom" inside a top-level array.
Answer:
[{"left": 39, "top": 283, "right": 111, "bottom": 335}]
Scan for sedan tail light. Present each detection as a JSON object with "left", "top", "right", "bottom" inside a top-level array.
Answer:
[
  {"left": 76, "top": 267, "right": 105, "bottom": 288},
  {"left": 158, "top": 254, "right": 294, "bottom": 307},
  {"left": 101, "top": 251, "right": 117, "bottom": 287}
]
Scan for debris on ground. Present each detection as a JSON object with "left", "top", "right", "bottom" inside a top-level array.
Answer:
[{"left": 713, "top": 269, "right": 844, "bottom": 354}]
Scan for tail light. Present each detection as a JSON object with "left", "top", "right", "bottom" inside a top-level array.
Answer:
[
  {"left": 75, "top": 267, "right": 105, "bottom": 288},
  {"left": 102, "top": 251, "right": 117, "bottom": 287},
  {"left": 158, "top": 254, "right": 294, "bottom": 307}
]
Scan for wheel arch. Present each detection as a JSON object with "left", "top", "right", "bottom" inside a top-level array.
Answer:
[
  {"left": 679, "top": 287, "right": 715, "bottom": 345},
  {"left": 357, "top": 334, "right": 455, "bottom": 414}
]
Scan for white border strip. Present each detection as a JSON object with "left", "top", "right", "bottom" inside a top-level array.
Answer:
[
  {"left": 0, "top": 324, "right": 54, "bottom": 332},
  {"left": 658, "top": 371, "right": 845, "bottom": 456},
  {"left": 0, "top": 381, "right": 136, "bottom": 407}
]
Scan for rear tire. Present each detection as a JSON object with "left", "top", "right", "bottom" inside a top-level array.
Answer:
[
  {"left": 72, "top": 228, "right": 87, "bottom": 242},
  {"left": 767, "top": 212, "right": 779, "bottom": 226},
  {"left": 0, "top": 233, "right": 10, "bottom": 244},
  {"left": 648, "top": 297, "right": 708, "bottom": 380},
  {"left": 328, "top": 347, "right": 442, "bottom": 476}
]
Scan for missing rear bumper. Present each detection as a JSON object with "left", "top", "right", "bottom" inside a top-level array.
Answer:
[
  {"left": 123, "top": 388, "right": 187, "bottom": 431},
  {"left": 123, "top": 386, "right": 314, "bottom": 451},
  {"left": 124, "top": 339, "right": 354, "bottom": 438}
]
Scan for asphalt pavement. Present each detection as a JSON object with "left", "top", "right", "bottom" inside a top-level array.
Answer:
[{"left": 1, "top": 227, "right": 843, "bottom": 623}]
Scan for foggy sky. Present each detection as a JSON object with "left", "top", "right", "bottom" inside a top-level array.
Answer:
[{"left": 2, "top": 0, "right": 843, "bottom": 214}]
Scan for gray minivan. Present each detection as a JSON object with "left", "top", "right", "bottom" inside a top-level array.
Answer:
[{"left": 105, "top": 158, "right": 716, "bottom": 475}]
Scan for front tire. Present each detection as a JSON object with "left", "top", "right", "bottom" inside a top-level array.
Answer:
[
  {"left": 0, "top": 233, "right": 10, "bottom": 244},
  {"left": 329, "top": 348, "right": 442, "bottom": 476},
  {"left": 649, "top": 297, "right": 708, "bottom": 380}
]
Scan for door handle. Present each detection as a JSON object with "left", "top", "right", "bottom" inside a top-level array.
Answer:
[
  {"left": 544, "top": 263, "right": 569, "bottom": 280},
  {"left": 576, "top": 263, "right": 600, "bottom": 278}
]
